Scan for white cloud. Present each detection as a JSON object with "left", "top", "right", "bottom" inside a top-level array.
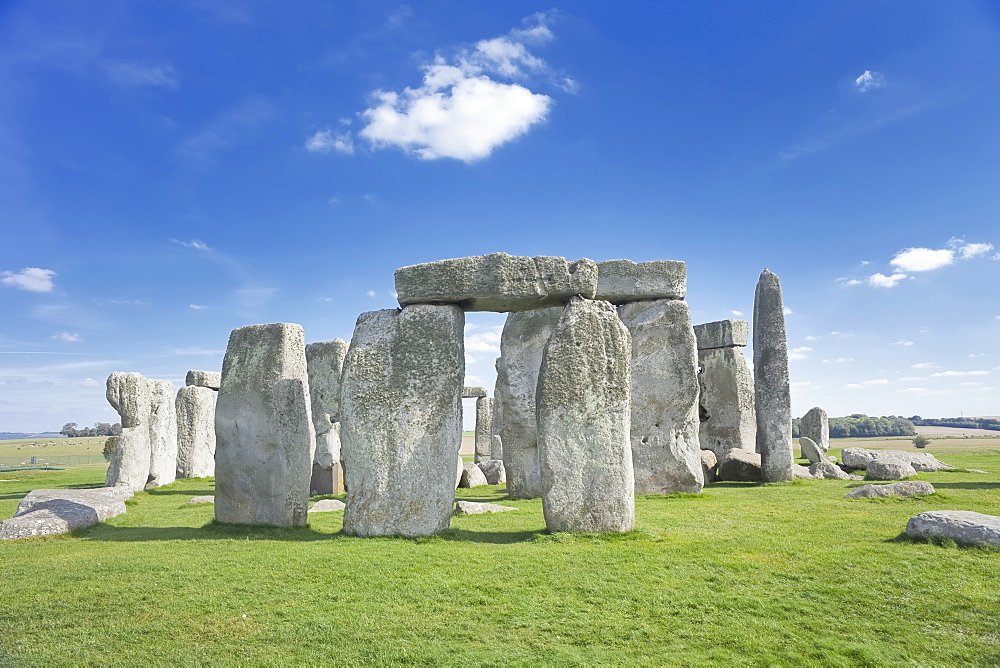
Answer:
[
  {"left": 172, "top": 239, "right": 211, "bottom": 251},
  {"left": 804, "top": 335, "right": 817, "bottom": 341},
  {"left": 868, "top": 272, "right": 908, "bottom": 288},
  {"left": 106, "top": 61, "right": 179, "bottom": 89},
  {"left": 822, "top": 357, "right": 854, "bottom": 363},
  {"left": 863, "top": 379, "right": 889, "bottom": 386},
  {"left": 953, "top": 239, "right": 994, "bottom": 259},
  {"left": 2, "top": 268, "right": 56, "bottom": 292},
  {"left": 911, "top": 362, "right": 936, "bottom": 369},
  {"left": 891, "top": 339, "right": 914, "bottom": 346},
  {"left": 730, "top": 310, "right": 743, "bottom": 316},
  {"left": 842, "top": 279, "right": 863, "bottom": 286},
  {"left": 189, "top": 304, "right": 208, "bottom": 310},
  {"left": 465, "top": 329, "right": 501, "bottom": 354},
  {"left": 81, "top": 377, "right": 100, "bottom": 388},
  {"left": 788, "top": 346, "right": 812, "bottom": 361},
  {"left": 366, "top": 290, "right": 377, "bottom": 297},
  {"left": 52, "top": 332, "right": 81, "bottom": 342},
  {"left": 930, "top": 370, "right": 989, "bottom": 377},
  {"left": 890, "top": 247, "right": 954, "bottom": 272},
  {"left": 845, "top": 383, "right": 863, "bottom": 389},
  {"left": 305, "top": 129, "right": 354, "bottom": 154},
  {"left": 855, "top": 70, "right": 885, "bottom": 92},
  {"left": 783, "top": 307, "right": 793, "bottom": 315}
]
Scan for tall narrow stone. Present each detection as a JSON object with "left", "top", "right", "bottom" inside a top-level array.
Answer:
[
  {"left": 341, "top": 305, "right": 464, "bottom": 537},
  {"left": 175, "top": 385, "right": 217, "bottom": 478},
  {"left": 694, "top": 320, "right": 756, "bottom": 459},
  {"left": 800, "top": 407, "right": 829, "bottom": 457},
  {"left": 753, "top": 269, "right": 793, "bottom": 482},
  {"left": 146, "top": 379, "right": 178, "bottom": 488},
  {"left": 618, "top": 299, "right": 703, "bottom": 494},
  {"left": 474, "top": 397, "right": 493, "bottom": 463},
  {"left": 306, "top": 339, "right": 349, "bottom": 494},
  {"left": 537, "top": 297, "right": 634, "bottom": 533},
  {"left": 105, "top": 372, "right": 152, "bottom": 491},
  {"left": 215, "top": 323, "right": 315, "bottom": 527},
  {"left": 495, "top": 306, "right": 563, "bottom": 499}
]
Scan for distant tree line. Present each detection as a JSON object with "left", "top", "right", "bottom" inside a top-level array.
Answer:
[
  {"left": 908, "top": 416, "right": 1000, "bottom": 431},
  {"left": 792, "top": 414, "right": 916, "bottom": 439},
  {"left": 60, "top": 422, "right": 121, "bottom": 438}
]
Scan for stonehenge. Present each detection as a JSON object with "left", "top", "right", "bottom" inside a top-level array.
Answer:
[
  {"left": 146, "top": 379, "right": 178, "bottom": 489},
  {"left": 175, "top": 385, "right": 217, "bottom": 478},
  {"left": 695, "top": 319, "right": 756, "bottom": 460},
  {"left": 105, "top": 372, "right": 152, "bottom": 491},
  {"left": 753, "top": 269, "right": 793, "bottom": 482}
]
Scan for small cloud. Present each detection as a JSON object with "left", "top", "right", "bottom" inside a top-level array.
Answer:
[
  {"left": 189, "top": 304, "right": 208, "bottom": 310},
  {"left": 385, "top": 4, "right": 413, "bottom": 29},
  {"left": 106, "top": 61, "right": 179, "bottom": 89},
  {"left": 790, "top": 381, "right": 813, "bottom": 388},
  {"left": 863, "top": 379, "right": 889, "bottom": 386},
  {"left": 845, "top": 383, "right": 863, "bottom": 389},
  {"left": 52, "top": 332, "right": 82, "bottom": 342},
  {"left": 821, "top": 357, "right": 854, "bottom": 363},
  {"left": 466, "top": 330, "right": 501, "bottom": 354},
  {"left": 855, "top": 70, "right": 885, "bottom": 92},
  {"left": 951, "top": 238, "right": 994, "bottom": 259},
  {"left": 930, "top": 370, "right": 989, "bottom": 377},
  {"left": 305, "top": 129, "right": 354, "bottom": 154},
  {"left": 366, "top": 290, "right": 377, "bottom": 297},
  {"left": 172, "top": 239, "right": 211, "bottom": 251},
  {"left": 839, "top": 278, "right": 863, "bottom": 287},
  {"left": 81, "top": 377, "right": 100, "bottom": 387},
  {"left": 890, "top": 247, "right": 954, "bottom": 272},
  {"left": 788, "top": 346, "right": 812, "bottom": 361},
  {"left": 2, "top": 267, "right": 56, "bottom": 292},
  {"left": 891, "top": 339, "right": 914, "bottom": 346},
  {"left": 783, "top": 307, "right": 793, "bottom": 315},
  {"left": 730, "top": 310, "right": 743, "bottom": 316},
  {"left": 804, "top": 335, "right": 817, "bottom": 341},
  {"left": 911, "top": 362, "right": 936, "bottom": 369},
  {"left": 868, "top": 272, "right": 908, "bottom": 288},
  {"left": 318, "top": 297, "right": 333, "bottom": 302},
  {"left": 898, "top": 387, "right": 929, "bottom": 394}
]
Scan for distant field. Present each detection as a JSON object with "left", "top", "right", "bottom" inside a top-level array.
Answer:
[
  {"left": 0, "top": 436, "right": 108, "bottom": 467},
  {"left": 914, "top": 425, "right": 1000, "bottom": 436},
  {"left": 832, "top": 435, "right": 1000, "bottom": 451}
]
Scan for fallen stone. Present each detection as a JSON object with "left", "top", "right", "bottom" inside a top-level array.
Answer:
[
  {"left": 187, "top": 495, "right": 215, "bottom": 504},
  {"left": 474, "top": 397, "right": 493, "bottom": 463},
  {"left": 594, "top": 259, "right": 686, "bottom": 304},
  {"left": 845, "top": 481, "right": 935, "bottom": 499},
  {"left": 717, "top": 449, "right": 762, "bottom": 482},
  {"left": 462, "top": 386, "right": 488, "bottom": 398},
  {"left": 809, "top": 461, "right": 850, "bottom": 480},
  {"left": 105, "top": 372, "right": 152, "bottom": 491},
  {"left": 537, "top": 297, "right": 634, "bottom": 533},
  {"left": 146, "top": 379, "right": 178, "bottom": 489},
  {"left": 460, "top": 461, "right": 489, "bottom": 488},
  {"left": 175, "top": 385, "right": 217, "bottom": 478},
  {"left": 454, "top": 501, "right": 518, "bottom": 515},
  {"left": 697, "top": 344, "right": 756, "bottom": 459},
  {"left": 753, "top": 269, "right": 793, "bottom": 482},
  {"left": 477, "top": 460, "right": 506, "bottom": 485},
  {"left": 865, "top": 460, "right": 917, "bottom": 481},
  {"left": 792, "top": 464, "right": 815, "bottom": 479},
  {"left": 693, "top": 319, "right": 748, "bottom": 350},
  {"left": 841, "top": 448, "right": 953, "bottom": 472},
  {"left": 906, "top": 510, "right": 1000, "bottom": 546},
  {"left": 800, "top": 407, "right": 830, "bottom": 454},
  {"left": 619, "top": 298, "right": 703, "bottom": 494},
  {"left": 700, "top": 450, "right": 718, "bottom": 483},
  {"left": 395, "top": 253, "right": 598, "bottom": 312},
  {"left": 1, "top": 488, "right": 129, "bottom": 540},
  {"left": 309, "top": 499, "right": 346, "bottom": 513},
  {"left": 799, "top": 437, "right": 824, "bottom": 465},
  {"left": 215, "top": 323, "right": 316, "bottom": 528},
  {"left": 185, "top": 370, "right": 221, "bottom": 390}
]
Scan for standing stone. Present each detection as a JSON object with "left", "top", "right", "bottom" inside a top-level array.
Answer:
[
  {"left": 618, "top": 298, "right": 703, "bottom": 494},
  {"left": 214, "top": 323, "right": 315, "bottom": 527},
  {"left": 694, "top": 320, "right": 756, "bottom": 459},
  {"left": 176, "top": 385, "right": 217, "bottom": 478},
  {"left": 105, "top": 372, "right": 152, "bottom": 491},
  {"left": 306, "top": 339, "right": 349, "bottom": 495},
  {"left": 145, "top": 379, "right": 178, "bottom": 489},
  {"left": 491, "top": 435, "right": 503, "bottom": 461},
  {"left": 496, "top": 307, "right": 563, "bottom": 499},
  {"left": 800, "top": 407, "right": 829, "bottom": 456},
  {"left": 341, "top": 305, "right": 465, "bottom": 537},
  {"left": 474, "top": 397, "right": 493, "bottom": 463},
  {"left": 186, "top": 370, "right": 222, "bottom": 390},
  {"left": 753, "top": 269, "right": 793, "bottom": 482},
  {"left": 537, "top": 297, "right": 634, "bottom": 533},
  {"left": 798, "top": 437, "right": 824, "bottom": 465}
]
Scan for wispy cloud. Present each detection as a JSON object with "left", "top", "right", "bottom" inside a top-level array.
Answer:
[
  {"left": 730, "top": 310, "right": 743, "bottom": 316},
  {"left": 189, "top": 304, "right": 208, "bottom": 310},
  {"left": 305, "top": 129, "right": 354, "bottom": 154},
  {"left": 52, "top": 332, "right": 81, "bottom": 342},
  {"left": 929, "top": 370, "right": 989, "bottom": 377},
  {"left": 2, "top": 267, "right": 56, "bottom": 292},
  {"left": 465, "top": 328, "right": 501, "bottom": 354},
  {"left": 855, "top": 69, "right": 885, "bottom": 92},
  {"left": 105, "top": 61, "right": 179, "bottom": 89},
  {"left": 175, "top": 97, "right": 274, "bottom": 169},
  {"left": 911, "top": 362, "right": 936, "bottom": 369},
  {"left": 891, "top": 339, "right": 914, "bottom": 346},
  {"left": 788, "top": 346, "right": 812, "bottom": 361},
  {"left": 172, "top": 238, "right": 211, "bottom": 251}
]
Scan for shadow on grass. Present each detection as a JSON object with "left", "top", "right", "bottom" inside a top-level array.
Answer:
[
  {"left": 886, "top": 530, "right": 1000, "bottom": 552},
  {"left": 83, "top": 521, "right": 334, "bottom": 542},
  {"left": 438, "top": 527, "right": 545, "bottom": 544},
  {"left": 921, "top": 482, "right": 1000, "bottom": 490}
]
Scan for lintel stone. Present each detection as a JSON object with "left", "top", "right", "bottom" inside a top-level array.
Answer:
[
  {"left": 595, "top": 259, "right": 686, "bottom": 304},
  {"left": 694, "top": 319, "right": 748, "bottom": 350},
  {"left": 462, "top": 386, "right": 488, "bottom": 398}
]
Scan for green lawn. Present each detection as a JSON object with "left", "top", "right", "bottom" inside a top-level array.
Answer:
[{"left": 1, "top": 446, "right": 999, "bottom": 665}]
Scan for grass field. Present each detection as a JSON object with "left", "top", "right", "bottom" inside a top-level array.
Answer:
[{"left": 1, "top": 443, "right": 999, "bottom": 664}]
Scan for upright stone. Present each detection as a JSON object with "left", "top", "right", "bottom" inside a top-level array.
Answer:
[
  {"left": 618, "top": 299, "right": 703, "bottom": 494},
  {"left": 495, "top": 306, "right": 563, "bottom": 499},
  {"left": 146, "top": 379, "right": 178, "bottom": 488},
  {"left": 537, "top": 297, "right": 634, "bottom": 533},
  {"left": 214, "top": 323, "right": 315, "bottom": 527},
  {"left": 306, "top": 339, "right": 349, "bottom": 495},
  {"left": 753, "top": 269, "right": 793, "bottom": 482},
  {"left": 341, "top": 305, "right": 465, "bottom": 537},
  {"left": 800, "top": 407, "right": 829, "bottom": 456},
  {"left": 175, "top": 385, "right": 217, "bottom": 478},
  {"left": 105, "top": 372, "right": 152, "bottom": 491},
  {"left": 695, "top": 320, "right": 756, "bottom": 459},
  {"left": 474, "top": 397, "right": 493, "bottom": 463},
  {"left": 595, "top": 259, "right": 686, "bottom": 304}
]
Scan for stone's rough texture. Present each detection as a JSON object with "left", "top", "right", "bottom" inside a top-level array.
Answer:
[
  {"left": 460, "top": 461, "right": 489, "bottom": 488},
  {"left": 105, "top": 372, "right": 152, "bottom": 491},
  {"left": 801, "top": 407, "right": 829, "bottom": 456},
  {"left": 187, "top": 495, "right": 215, "bottom": 504},
  {"left": 214, "top": 323, "right": 316, "bottom": 527},
  {"left": 537, "top": 297, "right": 635, "bottom": 533},
  {"left": 792, "top": 464, "right": 814, "bottom": 479},
  {"left": 491, "top": 435, "right": 503, "bottom": 461},
  {"left": 1, "top": 488, "right": 129, "bottom": 540},
  {"left": 618, "top": 298, "right": 703, "bottom": 494},
  {"left": 454, "top": 501, "right": 518, "bottom": 515},
  {"left": 594, "top": 259, "right": 686, "bottom": 304},
  {"left": 310, "top": 460, "right": 344, "bottom": 495},
  {"left": 845, "top": 481, "right": 935, "bottom": 499},
  {"left": 717, "top": 449, "right": 762, "bottom": 482},
  {"left": 694, "top": 319, "right": 749, "bottom": 350},
  {"left": 753, "top": 269, "right": 793, "bottom": 482},
  {"left": 474, "top": 397, "right": 493, "bottom": 463},
  {"left": 841, "top": 448, "right": 953, "bottom": 472},
  {"left": 175, "top": 385, "right": 217, "bottom": 478},
  {"left": 462, "top": 386, "right": 488, "bottom": 398},
  {"left": 395, "top": 253, "right": 598, "bottom": 312},
  {"left": 341, "top": 305, "right": 465, "bottom": 537},
  {"left": 185, "top": 370, "right": 222, "bottom": 390},
  {"left": 477, "top": 460, "right": 506, "bottom": 485},
  {"left": 906, "top": 510, "right": 1000, "bottom": 546},
  {"left": 697, "top": 346, "right": 756, "bottom": 459},
  {"left": 810, "top": 461, "right": 851, "bottom": 480},
  {"left": 865, "top": 460, "right": 917, "bottom": 481},
  {"left": 798, "top": 437, "right": 824, "bottom": 465},
  {"left": 145, "top": 379, "right": 178, "bottom": 489},
  {"left": 306, "top": 340, "right": 349, "bottom": 459},
  {"left": 309, "top": 499, "right": 346, "bottom": 513},
  {"left": 700, "top": 450, "right": 719, "bottom": 484},
  {"left": 496, "top": 306, "right": 562, "bottom": 499}
]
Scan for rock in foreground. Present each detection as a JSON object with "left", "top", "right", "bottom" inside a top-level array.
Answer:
[
  {"left": 906, "top": 510, "right": 1000, "bottom": 546},
  {"left": 845, "top": 481, "right": 935, "bottom": 499},
  {"left": 454, "top": 501, "right": 518, "bottom": 515}
]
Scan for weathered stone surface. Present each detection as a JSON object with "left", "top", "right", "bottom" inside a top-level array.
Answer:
[
  {"left": 717, "top": 449, "right": 762, "bottom": 482},
  {"left": 865, "top": 460, "right": 916, "bottom": 481},
  {"left": 215, "top": 323, "right": 316, "bottom": 527},
  {"left": 1, "top": 488, "right": 129, "bottom": 540},
  {"left": 477, "top": 460, "right": 506, "bottom": 485},
  {"left": 187, "top": 495, "right": 215, "bottom": 504},
  {"left": 792, "top": 464, "right": 814, "bottom": 479},
  {"left": 454, "top": 501, "right": 518, "bottom": 515},
  {"left": 185, "top": 370, "right": 221, "bottom": 390},
  {"left": 595, "top": 259, "right": 686, "bottom": 304},
  {"left": 810, "top": 461, "right": 850, "bottom": 480},
  {"left": 105, "top": 372, "right": 151, "bottom": 491},
  {"left": 473, "top": 396, "right": 493, "bottom": 463},
  {"left": 618, "top": 298, "right": 702, "bottom": 494},
  {"left": 496, "top": 306, "right": 562, "bottom": 499},
  {"left": 753, "top": 269, "right": 793, "bottom": 482},
  {"left": 341, "top": 305, "right": 464, "bottom": 537},
  {"left": 694, "top": 319, "right": 748, "bottom": 350},
  {"left": 462, "top": 386, "right": 488, "bottom": 398},
  {"left": 845, "top": 481, "right": 934, "bottom": 499},
  {"left": 395, "top": 253, "right": 597, "bottom": 312},
  {"left": 697, "top": 346, "right": 756, "bottom": 459},
  {"left": 799, "top": 437, "right": 824, "bottom": 465},
  {"left": 175, "top": 385, "right": 217, "bottom": 478},
  {"left": 906, "top": 510, "right": 1000, "bottom": 546},
  {"left": 309, "top": 499, "right": 346, "bottom": 513},
  {"left": 456, "top": 455, "right": 464, "bottom": 488},
  {"left": 800, "top": 407, "right": 829, "bottom": 455},
  {"left": 491, "top": 435, "right": 503, "bottom": 461},
  {"left": 306, "top": 340, "right": 348, "bottom": 470},
  {"left": 310, "top": 460, "right": 344, "bottom": 495},
  {"left": 460, "top": 461, "right": 489, "bottom": 487},
  {"left": 841, "top": 448, "right": 953, "bottom": 472},
  {"left": 700, "top": 450, "right": 719, "bottom": 484},
  {"left": 146, "top": 379, "right": 177, "bottom": 489},
  {"left": 537, "top": 297, "right": 634, "bottom": 533}
]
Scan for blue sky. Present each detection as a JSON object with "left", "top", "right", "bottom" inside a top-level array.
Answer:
[{"left": 1, "top": 1, "right": 998, "bottom": 432}]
